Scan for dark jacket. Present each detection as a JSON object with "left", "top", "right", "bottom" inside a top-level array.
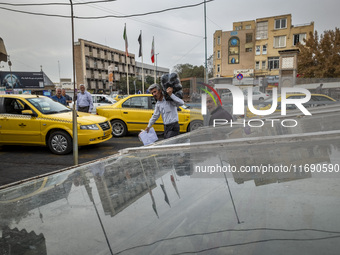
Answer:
[{"left": 209, "top": 106, "right": 233, "bottom": 126}]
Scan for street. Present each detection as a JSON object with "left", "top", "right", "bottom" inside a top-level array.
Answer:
[{"left": 0, "top": 134, "right": 146, "bottom": 187}]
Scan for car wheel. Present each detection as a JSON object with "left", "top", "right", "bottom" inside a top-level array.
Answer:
[
  {"left": 111, "top": 119, "right": 127, "bottom": 137},
  {"left": 259, "top": 97, "right": 264, "bottom": 101},
  {"left": 187, "top": 120, "right": 203, "bottom": 132},
  {"left": 48, "top": 131, "right": 72, "bottom": 155}
]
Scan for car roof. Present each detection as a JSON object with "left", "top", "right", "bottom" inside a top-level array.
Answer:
[
  {"left": 0, "top": 94, "right": 46, "bottom": 99},
  {"left": 264, "top": 94, "right": 336, "bottom": 102}
]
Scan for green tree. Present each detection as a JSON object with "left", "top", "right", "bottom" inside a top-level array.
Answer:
[
  {"left": 173, "top": 63, "right": 205, "bottom": 79},
  {"left": 145, "top": 75, "right": 154, "bottom": 86},
  {"left": 298, "top": 28, "right": 340, "bottom": 78}
]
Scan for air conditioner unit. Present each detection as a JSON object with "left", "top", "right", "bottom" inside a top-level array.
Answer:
[{"left": 216, "top": 74, "right": 220, "bottom": 77}]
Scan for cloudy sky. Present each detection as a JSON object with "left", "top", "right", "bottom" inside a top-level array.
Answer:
[{"left": 1, "top": 0, "right": 339, "bottom": 82}]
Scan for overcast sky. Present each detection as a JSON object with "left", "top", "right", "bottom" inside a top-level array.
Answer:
[{"left": 1, "top": 0, "right": 339, "bottom": 83}]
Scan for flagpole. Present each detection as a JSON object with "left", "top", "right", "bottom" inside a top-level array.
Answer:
[
  {"left": 126, "top": 58, "right": 129, "bottom": 95},
  {"left": 152, "top": 36, "right": 156, "bottom": 83},
  {"left": 124, "top": 23, "right": 129, "bottom": 95},
  {"left": 141, "top": 30, "right": 145, "bottom": 93}
]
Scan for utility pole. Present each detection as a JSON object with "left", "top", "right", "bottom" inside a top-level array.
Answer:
[
  {"left": 70, "top": 0, "right": 78, "bottom": 165},
  {"left": 204, "top": 0, "right": 209, "bottom": 84}
]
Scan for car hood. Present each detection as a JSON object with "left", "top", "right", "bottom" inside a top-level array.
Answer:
[{"left": 43, "top": 111, "right": 109, "bottom": 125}]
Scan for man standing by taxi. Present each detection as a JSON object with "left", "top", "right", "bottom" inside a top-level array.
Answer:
[
  {"left": 62, "top": 88, "right": 72, "bottom": 106},
  {"left": 76, "top": 84, "right": 93, "bottom": 113},
  {"left": 145, "top": 83, "right": 184, "bottom": 139},
  {"left": 51, "top": 87, "right": 67, "bottom": 106}
]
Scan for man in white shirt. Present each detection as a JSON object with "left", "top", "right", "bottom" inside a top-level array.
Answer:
[
  {"left": 146, "top": 83, "right": 184, "bottom": 139},
  {"left": 76, "top": 84, "right": 93, "bottom": 113}
]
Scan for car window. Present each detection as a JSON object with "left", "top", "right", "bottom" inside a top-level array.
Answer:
[
  {"left": 98, "top": 96, "right": 112, "bottom": 104},
  {"left": 27, "top": 97, "right": 71, "bottom": 114},
  {"left": 3, "top": 98, "right": 30, "bottom": 114},
  {"left": 122, "top": 97, "right": 149, "bottom": 109},
  {"left": 151, "top": 97, "right": 156, "bottom": 109}
]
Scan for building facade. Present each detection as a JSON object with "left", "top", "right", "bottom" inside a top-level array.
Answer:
[
  {"left": 213, "top": 14, "right": 314, "bottom": 89},
  {"left": 135, "top": 61, "right": 169, "bottom": 83},
  {"left": 74, "top": 39, "right": 136, "bottom": 93}
]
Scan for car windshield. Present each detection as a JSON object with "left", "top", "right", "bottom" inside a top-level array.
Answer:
[{"left": 27, "top": 97, "right": 71, "bottom": 114}]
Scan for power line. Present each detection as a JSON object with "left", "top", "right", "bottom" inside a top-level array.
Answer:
[
  {"left": 74, "top": 0, "right": 203, "bottom": 38},
  {"left": 0, "top": 0, "right": 214, "bottom": 19},
  {"left": 171, "top": 38, "right": 205, "bottom": 67},
  {"left": 0, "top": 0, "right": 116, "bottom": 6}
]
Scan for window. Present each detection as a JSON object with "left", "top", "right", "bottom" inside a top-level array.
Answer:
[
  {"left": 293, "top": 33, "right": 307, "bottom": 45},
  {"left": 256, "top": 45, "right": 261, "bottom": 55},
  {"left": 256, "top": 21, "right": 268, "bottom": 39},
  {"left": 275, "top": 18, "right": 287, "bottom": 29},
  {"left": 228, "top": 37, "right": 240, "bottom": 64},
  {"left": 246, "top": 47, "right": 252, "bottom": 52},
  {"left": 274, "top": 36, "right": 286, "bottom": 48},
  {"left": 246, "top": 33, "right": 253, "bottom": 43},
  {"left": 122, "top": 97, "right": 149, "bottom": 109},
  {"left": 245, "top": 25, "right": 252, "bottom": 29},
  {"left": 235, "top": 26, "right": 242, "bottom": 31},
  {"left": 268, "top": 57, "right": 280, "bottom": 70},
  {"left": 262, "top": 45, "right": 267, "bottom": 55},
  {"left": 217, "top": 64, "right": 220, "bottom": 73},
  {"left": 255, "top": 61, "right": 260, "bottom": 70},
  {"left": 262, "top": 61, "right": 266, "bottom": 69},
  {"left": 217, "top": 50, "right": 221, "bottom": 59},
  {"left": 217, "top": 36, "right": 221, "bottom": 45},
  {"left": 3, "top": 98, "right": 28, "bottom": 114}
]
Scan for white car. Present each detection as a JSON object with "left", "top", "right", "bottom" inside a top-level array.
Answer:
[
  {"left": 69, "top": 94, "right": 116, "bottom": 114},
  {"left": 222, "top": 90, "right": 270, "bottom": 101},
  {"left": 243, "top": 90, "right": 270, "bottom": 101}
]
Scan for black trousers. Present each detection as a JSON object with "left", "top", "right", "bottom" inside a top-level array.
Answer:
[
  {"left": 78, "top": 106, "right": 89, "bottom": 113},
  {"left": 164, "top": 122, "right": 180, "bottom": 139}
]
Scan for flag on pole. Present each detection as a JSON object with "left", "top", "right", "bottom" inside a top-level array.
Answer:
[
  {"left": 123, "top": 24, "right": 128, "bottom": 57},
  {"left": 138, "top": 32, "right": 142, "bottom": 57},
  {"left": 151, "top": 37, "right": 155, "bottom": 63}
]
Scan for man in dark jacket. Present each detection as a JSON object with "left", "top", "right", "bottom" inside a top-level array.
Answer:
[{"left": 207, "top": 95, "right": 233, "bottom": 126}]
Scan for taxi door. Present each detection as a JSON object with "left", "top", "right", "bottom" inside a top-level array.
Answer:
[
  {"left": 0, "top": 98, "right": 41, "bottom": 144},
  {"left": 120, "top": 96, "right": 154, "bottom": 132}
]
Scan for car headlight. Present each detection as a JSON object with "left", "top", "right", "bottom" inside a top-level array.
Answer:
[{"left": 80, "top": 124, "right": 99, "bottom": 130}]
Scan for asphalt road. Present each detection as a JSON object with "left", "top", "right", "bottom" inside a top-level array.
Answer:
[{"left": 0, "top": 134, "right": 148, "bottom": 187}]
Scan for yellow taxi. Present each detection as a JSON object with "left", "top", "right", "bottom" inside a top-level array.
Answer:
[
  {"left": 246, "top": 93, "right": 336, "bottom": 118},
  {"left": 114, "top": 94, "right": 128, "bottom": 102},
  {"left": 96, "top": 94, "right": 203, "bottom": 137},
  {"left": 0, "top": 94, "right": 112, "bottom": 154}
]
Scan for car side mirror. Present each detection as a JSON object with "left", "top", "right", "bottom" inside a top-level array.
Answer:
[{"left": 22, "top": 110, "right": 38, "bottom": 117}]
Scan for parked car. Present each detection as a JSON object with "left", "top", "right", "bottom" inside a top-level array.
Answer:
[
  {"left": 96, "top": 94, "right": 204, "bottom": 137},
  {"left": 114, "top": 94, "right": 129, "bottom": 102},
  {"left": 243, "top": 90, "right": 270, "bottom": 101},
  {"left": 221, "top": 90, "right": 270, "bottom": 102},
  {"left": 0, "top": 95, "right": 112, "bottom": 154},
  {"left": 245, "top": 93, "right": 337, "bottom": 118},
  {"left": 70, "top": 94, "right": 116, "bottom": 114}
]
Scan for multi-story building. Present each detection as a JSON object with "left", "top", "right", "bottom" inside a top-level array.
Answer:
[
  {"left": 213, "top": 14, "right": 314, "bottom": 88},
  {"left": 74, "top": 38, "right": 136, "bottom": 93},
  {"left": 135, "top": 61, "right": 169, "bottom": 83}
]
